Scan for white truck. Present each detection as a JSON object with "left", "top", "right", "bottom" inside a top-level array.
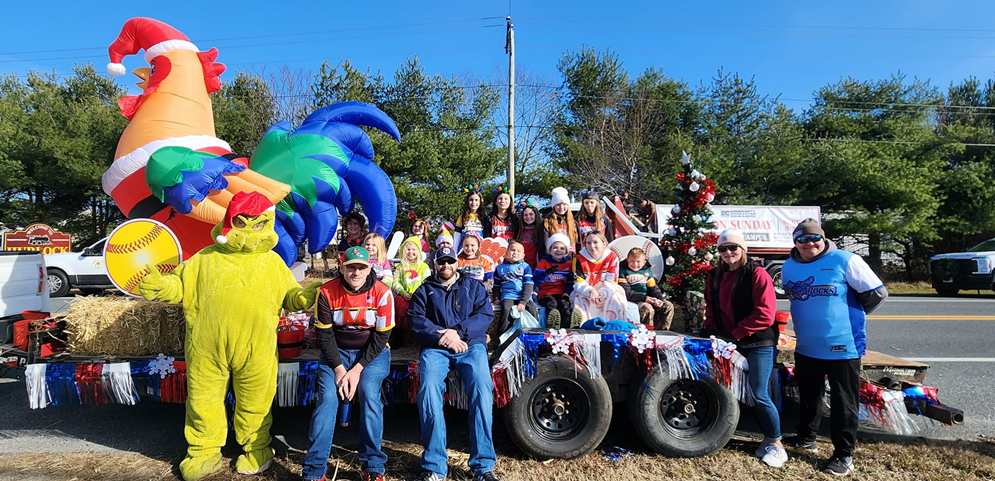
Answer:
[
  {"left": 42, "top": 237, "right": 113, "bottom": 297},
  {"left": 929, "top": 238, "right": 995, "bottom": 296},
  {"left": 0, "top": 251, "right": 50, "bottom": 345},
  {"left": 602, "top": 197, "right": 820, "bottom": 296}
]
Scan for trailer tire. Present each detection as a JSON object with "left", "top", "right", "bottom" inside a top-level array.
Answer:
[
  {"left": 629, "top": 369, "right": 740, "bottom": 457},
  {"left": 504, "top": 357, "right": 612, "bottom": 459}
]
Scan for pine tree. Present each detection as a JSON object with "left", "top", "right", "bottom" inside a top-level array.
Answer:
[{"left": 661, "top": 151, "right": 719, "bottom": 301}]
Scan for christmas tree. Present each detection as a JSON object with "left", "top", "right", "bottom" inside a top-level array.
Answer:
[{"left": 661, "top": 151, "right": 719, "bottom": 302}]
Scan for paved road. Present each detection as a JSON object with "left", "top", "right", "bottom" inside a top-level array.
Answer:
[
  {"left": 777, "top": 295, "right": 995, "bottom": 441},
  {"left": 2, "top": 295, "right": 992, "bottom": 456}
]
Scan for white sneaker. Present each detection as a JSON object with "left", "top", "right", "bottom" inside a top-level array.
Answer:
[
  {"left": 761, "top": 444, "right": 789, "bottom": 468},
  {"left": 754, "top": 438, "right": 770, "bottom": 458}
]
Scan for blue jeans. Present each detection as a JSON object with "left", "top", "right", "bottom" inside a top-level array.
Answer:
[
  {"left": 417, "top": 344, "right": 496, "bottom": 478},
  {"left": 741, "top": 346, "right": 781, "bottom": 441},
  {"left": 301, "top": 348, "right": 391, "bottom": 480}
]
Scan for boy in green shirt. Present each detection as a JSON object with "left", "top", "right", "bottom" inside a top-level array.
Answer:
[{"left": 619, "top": 247, "right": 674, "bottom": 330}]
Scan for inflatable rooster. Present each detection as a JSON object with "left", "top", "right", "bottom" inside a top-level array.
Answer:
[{"left": 104, "top": 17, "right": 399, "bottom": 265}]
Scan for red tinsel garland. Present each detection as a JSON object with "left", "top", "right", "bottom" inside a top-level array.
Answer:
[
  {"left": 406, "top": 361, "right": 420, "bottom": 404},
  {"left": 491, "top": 366, "right": 510, "bottom": 408},
  {"left": 160, "top": 361, "right": 187, "bottom": 403},
  {"left": 75, "top": 363, "right": 109, "bottom": 406}
]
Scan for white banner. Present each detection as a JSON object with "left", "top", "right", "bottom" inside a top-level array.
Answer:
[{"left": 657, "top": 205, "right": 821, "bottom": 249}]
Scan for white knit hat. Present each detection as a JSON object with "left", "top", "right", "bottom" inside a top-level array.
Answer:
[
  {"left": 546, "top": 233, "right": 571, "bottom": 252},
  {"left": 717, "top": 229, "right": 747, "bottom": 252},
  {"left": 550, "top": 187, "right": 570, "bottom": 207}
]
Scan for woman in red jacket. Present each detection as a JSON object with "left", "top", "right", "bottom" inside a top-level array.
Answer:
[{"left": 702, "top": 229, "right": 786, "bottom": 468}]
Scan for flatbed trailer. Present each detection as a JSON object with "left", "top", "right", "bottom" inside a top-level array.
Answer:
[{"left": 3, "top": 319, "right": 965, "bottom": 460}]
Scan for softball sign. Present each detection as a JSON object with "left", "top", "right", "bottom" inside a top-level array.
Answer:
[{"left": 104, "top": 219, "right": 183, "bottom": 297}]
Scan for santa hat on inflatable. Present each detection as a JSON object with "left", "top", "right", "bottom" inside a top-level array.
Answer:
[
  {"left": 215, "top": 191, "right": 276, "bottom": 244},
  {"left": 106, "top": 17, "right": 200, "bottom": 76}
]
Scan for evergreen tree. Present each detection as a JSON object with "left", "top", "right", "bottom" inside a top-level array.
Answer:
[{"left": 660, "top": 152, "right": 718, "bottom": 301}]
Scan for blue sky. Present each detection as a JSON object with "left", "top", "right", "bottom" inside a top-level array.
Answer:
[{"left": 3, "top": 1, "right": 995, "bottom": 111}]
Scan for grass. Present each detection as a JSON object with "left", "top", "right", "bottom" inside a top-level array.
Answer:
[
  {"left": 884, "top": 281, "right": 995, "bottom": 296},
  {"left": 2, "top": 435, "right": 993, "bottom": 481}
]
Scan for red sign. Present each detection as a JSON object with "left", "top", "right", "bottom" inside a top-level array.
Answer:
[{"left": 2, "top": 223, "right": 72, "bottom": 254}]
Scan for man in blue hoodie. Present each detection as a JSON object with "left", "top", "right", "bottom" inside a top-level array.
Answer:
[
  {"left": 781, "top": 219, "right": 888, "bottom": 477},
  {"left": 408, "top": 246, "right": 499, "bottom": 481}
]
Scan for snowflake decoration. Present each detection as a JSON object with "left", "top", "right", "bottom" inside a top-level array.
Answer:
[
  {"left": 547, "top": 328, "right": 573, "bottom": 355},
  {"left": 148, "top": 353, "right": 176, "bottom": 379},
  {"left": 709, "top": 337, "right": 738, "bottom": 360},
  {"left": 629, "top": 325, "right": 656, "bottom": 353}
]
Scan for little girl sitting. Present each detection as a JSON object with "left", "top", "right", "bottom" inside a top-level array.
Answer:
[
  {"left": 363, "top": 233, "right": 394, "bottom": 285},
  {"left": 457, "top": 233, "right": 495, "bottom": 292},
  {"left": 393, "top": 236, "right": 430, "bottom": 330}
]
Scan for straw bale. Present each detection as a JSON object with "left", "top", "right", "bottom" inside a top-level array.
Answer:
[{"left": 64, "top": 297, "right": 185, "bottom": 356}]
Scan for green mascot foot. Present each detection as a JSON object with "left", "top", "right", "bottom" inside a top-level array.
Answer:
[
  {"left": 235, "top": 447, "right": 274, "bottom": 475},
  {"left": 179, "top": 453, "right": 223, "bottom": 481}
]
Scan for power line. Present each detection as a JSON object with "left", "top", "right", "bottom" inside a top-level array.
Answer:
[
  {"left": 516, "top": 15, "right": 995, "bottom": 34},
  {"left": 0, "top": 17, "right": 504, "bottom": 56},
  {"left": 517, "top": 22, "right": 995, "bottom": 41},
  {"left": 518, "top": 44, "right": 995, "bottom": 60}
]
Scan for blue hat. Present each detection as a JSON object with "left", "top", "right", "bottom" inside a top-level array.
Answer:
[{"left": 435, "top": 246, "right": 458, "bottom": 262}]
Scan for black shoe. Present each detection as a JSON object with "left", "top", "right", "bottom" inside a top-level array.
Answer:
[
  {"left": 472, "top": 472, "right": 499, "bottom": 481},
  {"left": 785, "top": 435, "right": 818, "bottom": 453},
  {"left": 824, "top": 456, "right": 854, "bottom": 476},
  {"left": 546, "top": 309, "right": 561, "bottom": 329},
  {"left": 413, "top": 471, "right": 445, "bottom": 481}
]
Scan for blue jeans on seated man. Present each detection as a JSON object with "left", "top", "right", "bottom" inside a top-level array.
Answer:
[
  {"left": 740, "top": 345, "right": 781, "bottom": 441},
  {"left": 417, "top": 343, "right": 496, "bottom": 478},
  {"left": 301, "top": 348, "right": 391, "bottom": 480}
]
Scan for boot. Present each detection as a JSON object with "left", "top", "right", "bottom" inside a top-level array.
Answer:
[{"left": 546, "top": 309, "right": 561, "bottom": 329}]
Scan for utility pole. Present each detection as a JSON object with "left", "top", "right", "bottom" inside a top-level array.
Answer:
[{"left": 505, "top": 16, "right": 516, "bottom": 197}]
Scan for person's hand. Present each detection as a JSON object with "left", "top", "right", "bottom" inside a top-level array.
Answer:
[
  {"left": 298, "top": 281, "right": 323, "bottom": 309},
  {"left": 436, "top": 329, "right": 463, "bottom": 350},
  {"left": 516, "top": 304, "right": 526, "bottom": 312},
  {"left": 588, "top": 288, "right": 602, "bottom": 302},
  {"left": 403, "top": 292, "right": 412, "bottom": 300},
  {"left": 138, "top": 263, "right": 173, "bottom": 301},
  {"left": 450, "top": 339, "right": 469, "bottom": 353},
  {"left": 336, "top": 365, "right": 363, "bottom": 401}
]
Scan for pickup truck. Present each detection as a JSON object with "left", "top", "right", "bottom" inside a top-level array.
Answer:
[
  {"left": 929, "top": 238, "right": 995, "bottom": 296},
  {"left": 0, "top": 251, "right": 50, "bottom": 347},
  {"left": 43, "top": 237, "right": 114, "bottom": 297}
]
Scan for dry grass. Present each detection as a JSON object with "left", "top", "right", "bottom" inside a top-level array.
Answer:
[
  {"left": 64, "top": 297, "right": 185, "bottom": 356},
  {"left": 884, "top": 281, "right": 995, "bottom": 296},
  {"left": 2, "top": 436, "right": 993, "bottom": 481}
]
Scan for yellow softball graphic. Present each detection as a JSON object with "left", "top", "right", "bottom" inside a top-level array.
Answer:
[{"left": 104, "top": 219, "right": 183, "bottom": 297}]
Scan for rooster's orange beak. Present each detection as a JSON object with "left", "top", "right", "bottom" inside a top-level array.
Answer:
[{"left": 132, "top": 68, "right": 151, "bottom": 90}]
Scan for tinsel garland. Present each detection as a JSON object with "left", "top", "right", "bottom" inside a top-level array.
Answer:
[
  {"left": 25, "top": 364, "right": 49, "bottom": 409},
  {"left": 103, "top": 362, "right": 138, "bottom": 405},
  {"left": 859, "top": 381, "right": 915, "bottom": 435},
  {"left": 298, "top": 361, "right": 318, "bottom": 406},
  {"left": 276, "top": 363, "right": 299, "bottom": 407},
  {"left": 75, "top": 363, "right": 109, "bottom": 406}
]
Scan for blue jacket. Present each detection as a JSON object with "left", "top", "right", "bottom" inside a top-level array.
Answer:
[
  {"left": 494, "top": 259, "right": 535, "bottom": 302},
  {"left": 409, "top": 273, "right": 495, "bottom": 349}
]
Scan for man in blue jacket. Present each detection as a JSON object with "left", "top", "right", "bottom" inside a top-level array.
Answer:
[
  {"left": 782, "top": 219, "right": 888, "bottom": 477},
  {"left": 408, "top": 246, "right": 498, "bottom": 481}
]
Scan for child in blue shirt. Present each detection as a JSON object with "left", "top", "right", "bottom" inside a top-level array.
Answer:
[{"left": 493, "top": 240, "right": 538, "bottom": 337}]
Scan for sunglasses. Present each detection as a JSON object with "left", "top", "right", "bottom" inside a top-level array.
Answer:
[
  {"left": 795, "top": 235, "right": 823, "bottom": 244},
  {"left": 716, "top": 245, "right": 740, "bottom": 253},
  {"left": 435, "top": 258, "right": 457, "bottom": 265}
]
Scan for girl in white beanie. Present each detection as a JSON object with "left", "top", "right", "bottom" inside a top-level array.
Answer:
[{"left": 541, "top": 187, "right": 578, "bottom": 257}]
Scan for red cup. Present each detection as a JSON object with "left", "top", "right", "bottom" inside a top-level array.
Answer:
[{"left": 774, "top": 311, "right": 790, "bottom": 332}]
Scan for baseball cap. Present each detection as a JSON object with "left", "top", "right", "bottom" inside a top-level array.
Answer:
[
  {"left": 435, "top": 246, "right": 458, "bottom": 262},
  {"left": 341, "top": 246, "right": 371, "bottom": 267}
]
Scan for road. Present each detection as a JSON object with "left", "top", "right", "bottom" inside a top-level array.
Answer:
[{"left": 1, "top": 295, "right": 992, "bottom": 457}]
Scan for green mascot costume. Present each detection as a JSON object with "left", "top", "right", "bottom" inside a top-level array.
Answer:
[{"left": 139, "top": 191, "right": 321, "bottom": 480}]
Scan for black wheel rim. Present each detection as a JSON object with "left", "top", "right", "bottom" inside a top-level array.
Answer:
[
  {"left": 47, "top": 274, "right": 63, "bottom": 294},
  {"left": 528, "top": 378, "right": 591, "bottom": 441},
  {"left": 658, "top": 380, "right": 718, "bottom": 439},
  {"left": 772, "top": 270, "right": 784, "bottom": 296}
]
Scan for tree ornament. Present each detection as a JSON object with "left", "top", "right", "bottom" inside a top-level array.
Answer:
[
  {"left": 705, "top": 193, "right": 715, "bottom": 203},
  {"left": 680, "top": 150, "right": 691, "bottom": 165},
  {"left": 704, "top": 252, "right": 714, "bottom": 261},
  {"left": 691, "top": 169, "right": 702, "bottom": 179},
  {"left": 673, "top": 205, "right": 681, "bottom": 214},
  {"left": 665, "top": 256, "right": 675, "bottom": 266},
  {"left": 701, "top": 215, "right": 708, "bottom": 222},
  {"left": 688, "top": 247, "right": 697, "bottom": 256},
  {"left": 689, "top": 182, "right": 700, "bottom": 192},
  {"left": 676, "top": 183, "right": 683, "bottom": 191}
]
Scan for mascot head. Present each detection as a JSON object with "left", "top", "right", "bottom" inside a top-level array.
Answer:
[{"left": 212, "top": 191, "right": 278, "bottom": 253}]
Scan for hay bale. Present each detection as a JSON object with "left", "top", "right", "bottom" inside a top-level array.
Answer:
[{"left": 65, "top": 297, "right": 185, "bottom": 356}]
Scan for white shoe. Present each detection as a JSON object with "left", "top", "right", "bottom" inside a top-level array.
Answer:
[{"left": 761, "top": 444, "right": 789, "bottom": 468}]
